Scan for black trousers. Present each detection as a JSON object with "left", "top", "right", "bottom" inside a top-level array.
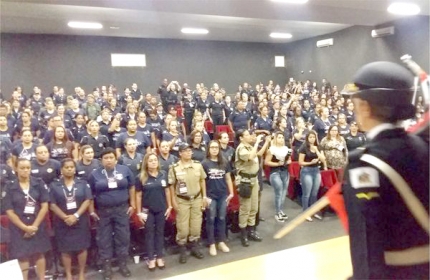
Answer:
[
  {"left": 96, "top": 204, "right": 130, "bottom": 261},
  {"left": 211, "top": 115, "right": 224, "bottom": 133},
  {"left": 145, "top": 210, "right": 165, "bottom": 260}
]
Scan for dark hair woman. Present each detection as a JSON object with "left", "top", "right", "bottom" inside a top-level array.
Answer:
[
  {"left": 4, "top": 158, "right": 51, "bottom": 280},
  {"left": 49, "top": 159, "right": 92, "bottom": 280},
  {"left": 298, "top": 130, "right": 327, "bottom": 222},
  {"left": 46, "top": 125, "right": 75, "bottom": 161},
  {"left": 202, "top": 140, "right": 234, "bottom": 256}
]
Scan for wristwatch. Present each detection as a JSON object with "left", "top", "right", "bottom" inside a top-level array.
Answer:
[{"left": 73, "top": 213, "right": 80, "bottom": 220}]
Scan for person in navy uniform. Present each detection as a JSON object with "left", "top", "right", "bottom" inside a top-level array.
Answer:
[
  {"left": 135, "top": 153, "right": 172, "bottom": 270},
  {"left": 75, "top": 145, "right": 102, "bottom": 181},
  {"left": 342, "top": 61, "right": 429, "bottom": 279},
  {"left": 228, "top": 100, "right": 250, "bottom": 134},
  {"left": 80, "top": 120, "right": 109, "bottom": 159},
  {"left": 88, "top": 148, "right": 136, "bottom": 280},
  {"left": 118, "top": 138, "right": 144, "bottom": 177},
  {"left": 30, "top": 145, "right": 61, "bottom": 186},
  {"left": 344, "top": 121, "right": 367, "bottom": 151},
  {"left": 49, "top": 159, "right": 92, "bottom": 280},
  {"left": 4, "top": 158, "right": 51, "bottom": 280}
]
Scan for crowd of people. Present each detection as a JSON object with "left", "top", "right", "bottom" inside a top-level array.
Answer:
[{"left": 0, "top": 78, "right": 425, "bottom": 280}]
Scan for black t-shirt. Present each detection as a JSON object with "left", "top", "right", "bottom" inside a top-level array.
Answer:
[
  {"left": 135, "top": 171, "right": 167, "bottom": 212},
  {"left": 298, "top": 144, "right": 320, "bottom": 168},
  {"left": 202, "top": 159, "right": 231, "bottom": 199},
  {"left": 30, "top": 159, "right": 61, "bottom": 186},
  {"left": 76, "top": 159, "right": 102, "bottom": 181},
  {"left": 344, "top": 132, "right": 367, "bottom": 151}
]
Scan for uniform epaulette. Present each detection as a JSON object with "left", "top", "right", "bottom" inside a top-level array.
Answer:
[
  {"left": 348, "top": 146, "right": 366, "bottom": 161},
  {"left": 193, "top": 160, "right": 200, "bottom": 163},
  {"left": 172, "top": 163, "right": 179, "bottom": 167}
]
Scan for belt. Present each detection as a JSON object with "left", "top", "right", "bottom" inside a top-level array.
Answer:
[
  {"left": 239, "top": 171, "right": 258, "bottom": 179},
  {"left": 177, "top": 191, "right": 202, "bottom": 201},
  {"left": 384, "top": 244, "right": 430, "bottom": 266}
]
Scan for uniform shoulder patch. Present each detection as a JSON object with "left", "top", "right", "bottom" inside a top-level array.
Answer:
[{"left": 349, "top": 167, "right": 380, "bottom": 189}]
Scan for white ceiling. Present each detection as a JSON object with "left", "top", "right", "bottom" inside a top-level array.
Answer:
[{"left": 1, "top": 0, "right": 429, "bottom": 43}]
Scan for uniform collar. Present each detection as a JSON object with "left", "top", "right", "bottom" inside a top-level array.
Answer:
[{"left": 366, "top": 123, "right": 396, "bottom": 141}]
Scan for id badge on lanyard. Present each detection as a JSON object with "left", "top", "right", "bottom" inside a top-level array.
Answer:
[
  {"left": 108, "top": 178, "right": 118, "bottom": 189},
  {"left": 24, "top": 195, "right": 36, "bottom": 215},
  {"left": 63, "top": 187, "right": 77, "bottom": 210}
]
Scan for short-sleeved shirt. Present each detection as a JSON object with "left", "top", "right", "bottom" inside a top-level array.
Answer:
[
  {"left": 88, "top": 164, "right": 135, "bottom": 208},
  {"left": 30, "top": 159, "right": 61, "bottom": 186},
  {"left": 76, "top": 159, "right": 102, "bottom": 181},
  {"left": 254, "top": 116, "right": 273, "bottom": 132},
  {"left": 136, "top": 123, "right": 154, "bottom": 147},
  {"left": 298, "top": 144, "right": 320, "bottom": 168},
  {"left": 159, "top": 154, "right": 178, "bottom": 174},
  {"left": 12, "top": 143, "right": 37, "bottom": 161},
  {"left": 116, "top": 131, "right": 150, "bottom": 155},
  {"left": 344, "top": 132, "right": 367, "bottom": 151},
  {"left": 43, "top": 129, "right": 75, "bottom": 145},
  {"left": 209, "top": 101, "right": 225, "bottom": 117},
  {"left": 235, "top": 143, "right": 259, "bottom": 175},
  {"left": 46, "top": 141, "right": 74, "bottom": 161},
  {"left": 191, "top": 145, "right": 206, "bottom": 162},
  {"left": 202, "top": 159, "right": 231, "bottom": 199},
  {"left": 313, "top": 118, "right": 332, "bottom": 141},
  {"left": 80, "top": 134, "right": 110, "bottom": 159},
  {"left": 118, "top": 152, "right": 144, "bottom": 177},
  {"left": 135, "top": 171, "right": 168, "bottom": 212},
  {"left": 229, "top": 110, "right": 250, "bottom": 131},
  {"left": 49, "top": 179, "right": 93, "bottom": 215},
  {"left": 339, "top": 124, "right": 351, "bottom": 136},
  {"left": 168, "top": 160, "right": 206, "bottom": 197}
]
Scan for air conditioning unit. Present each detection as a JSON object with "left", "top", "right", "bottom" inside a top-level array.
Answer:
[
  {"left": 316, "top": 38, "right": 333, "bottom": 48},
  {"left": 371, "top": 26, "right": 395, "bottom": 38}
]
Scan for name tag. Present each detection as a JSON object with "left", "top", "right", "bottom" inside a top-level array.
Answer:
[
  {"left": 24, "top": 206, "right": 35, "bottom": 214},
  {"left": 66, "top": 196, "right": 77, "bottom": 210},
  {"left": 31, "top": 169, "right": 39, "bottom": 174},
  {"left": 178, "top": 182, "right": 187, "bottom": 194},
  {"left": 78, "top": 171, "right": 85, "bottom": 174},
  {"left": 108, "top": 178, "right": 118, "bottom": 189}
]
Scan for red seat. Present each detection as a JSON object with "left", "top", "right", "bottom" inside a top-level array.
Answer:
[
  {"left": 288, "top": 162, "right": 301, "bottom": 179},
  {"left": 321, "top": 169, "right": 339, "bottom": 188},
  {"left": 215, "top": 125, "right": 231, "bottom": 134},
  {"left": 204, "top": 120, "right": 214, "bottom": 134}
]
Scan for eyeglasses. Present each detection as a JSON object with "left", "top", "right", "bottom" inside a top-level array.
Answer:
[{"left": 210, "top": 146, "right": 219, "bottom": 149}]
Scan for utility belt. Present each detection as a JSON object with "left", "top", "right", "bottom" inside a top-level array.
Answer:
[
  {"left": 177, "top": 191, "right": 202, "bottom": 201},
  {"left": 239, "top": 171, "right": 258, "bottom": 179}
]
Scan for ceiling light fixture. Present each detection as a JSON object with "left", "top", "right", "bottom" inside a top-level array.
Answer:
[
  {"left": 181, "top": 28, "right": 209, "bottom": 34},
  {"left": 271, "top": 0, "right": 309, "bottom": 4},
  {"left": 270, "top": 32, "right": 293, "bottom": 39},
  {"left": 68, "top": 21, "right": 103, "bottom": 29},
  {"left": 387, "top": 2, "right": 420, "bottom": 15},
  {"left": 110, "top": 26, "right": 120, "bottom": 30}
]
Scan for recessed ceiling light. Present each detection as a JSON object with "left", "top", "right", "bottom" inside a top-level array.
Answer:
[
  {"left": 387, "top": 2, "right": 420, "bottom": 15},
  {"left": 181, "top": 28, "right": 209, "bottom": 34},
  {"left": 270, "top": 32, "right": 293, "bottom": 39},
  {"left": 68, "top": 21, "right": 103, "bottom": 29},
  {"left": 271, "top": 0, "right": 309, "bottom": 4}
]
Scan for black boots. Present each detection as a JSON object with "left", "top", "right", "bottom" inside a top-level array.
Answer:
[
  {"left": 248, "top": 226, "right": 263, "bottom": 242},
  {"left": 102, "top": 260, "right": 112, "bottom": 280},
  {"left": 190, "top": 241, "right": 204, "bottom": 259},
  {"left": 118, "top": 259, "right": 131, "bottom": 277},
  {"left": 240, "top": 228, "right": 249, "bottom": 247},
  {"left": 179, "top": 245, "right": 187, "bottom": 264}
]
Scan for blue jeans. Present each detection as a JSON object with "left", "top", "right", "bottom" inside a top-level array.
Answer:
[
  {"left": 300, "top": 167, "right": 321, "bottom": 211},
  {"left": 269, "top": 170, "right": 289, "bottom": 214},
  {"left": 205, "top": 196, "right": 227, "bottom": 245}
]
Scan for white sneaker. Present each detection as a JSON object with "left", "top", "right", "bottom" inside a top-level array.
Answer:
[
  {"left": 314, "top": 213, "right": 323, "bottom": 220},
  {"left": 218, "top": 242, "right": 230, "bottom": 253},
  {"left": 279, "top": 211, "right": 288, "bottom": 220},
  {"left": 275, "top": 213, "right": 285, "bottom": 223},
  {"left": 209, "top": 244, "right": 217, "bottom": 256},
  {"left": 306, "top": 217, "right": 313, "bottom": 222}
]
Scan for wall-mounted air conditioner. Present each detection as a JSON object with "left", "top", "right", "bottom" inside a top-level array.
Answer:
[
  {"left": 371, "top": 26, "right": 395, "bottom": 38},
  {"left": 316, "top": 38, "right": 333, "bottom": 48}
]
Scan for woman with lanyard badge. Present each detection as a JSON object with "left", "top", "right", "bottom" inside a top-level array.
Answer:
[
  {"left": 88, "top": 148, "right": 136, "bottom": 280},
  {"left": 75, "top": 145, "right": 102, "bottom": 181},
  {"left": 202, "top": 140, "right": 234, "bottom": 256},
  {"left": 135, "top": 153, "right": 172, "bottom": 271},
  {"left": 4, "top": 158, "right": 51, "bottom": 280},
  {"left": 49, "top": 159, "right": 92, "bottom": 280}
]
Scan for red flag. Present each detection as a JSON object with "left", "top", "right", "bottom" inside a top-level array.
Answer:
[{"left": 325, "top": 182, "right": 349, "bottom": 232}]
